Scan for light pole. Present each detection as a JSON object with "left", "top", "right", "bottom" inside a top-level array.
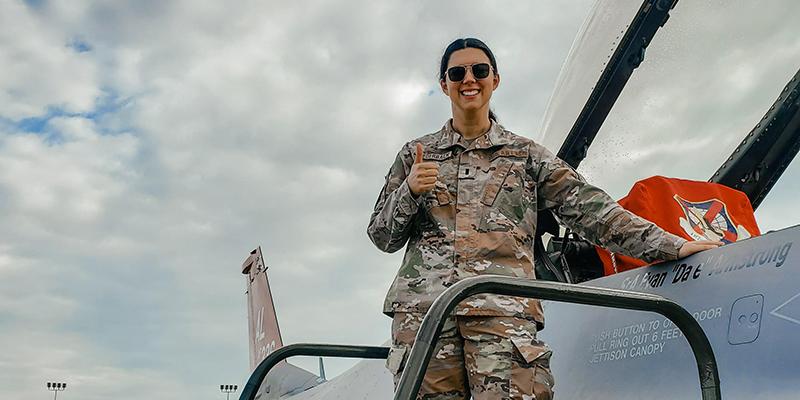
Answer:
[
  {"left": 220, "top": 384, "right": 238, "bottom": 400},
  {"left": 46, "top": 382, "right": 67, "bottom": 400}
]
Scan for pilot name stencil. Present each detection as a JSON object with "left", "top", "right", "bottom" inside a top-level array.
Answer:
[
  {"left": 620, "top": 270, "right": 668, "bottom": 291},
  {"left": 619, "top": 241, "right": 794, "bottom": 292},
  {"left": 589, "top": 306, "right": 723, "bottom": 365},
  {"left": 705, "top": 241, "right": 793, "bottom": 277}
]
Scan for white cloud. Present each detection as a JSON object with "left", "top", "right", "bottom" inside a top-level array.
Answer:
[
  {"left": 0, "top": 117, "right": 138, "bottom": 225},
  {"left": 0, "top": 2, "right": 99, "bottom": 119}
]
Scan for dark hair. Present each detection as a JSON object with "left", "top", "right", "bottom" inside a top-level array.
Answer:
[{"left": 439, "top": 38, "right": 499, "bottom": 122}]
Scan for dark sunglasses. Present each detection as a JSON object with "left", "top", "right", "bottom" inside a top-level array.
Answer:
[{"left": 446, "top": 63, "right": 492, "bottom": 82}]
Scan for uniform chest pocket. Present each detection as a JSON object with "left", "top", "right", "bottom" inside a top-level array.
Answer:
[
  {"left": 481, "top": 159, "right": 512, "bottom": 206},
  {"left": 419, "top": 180, "right": 452, "bottom": 232},
  {"left": 426, "top": 161, "right": 456, "bottom": 207},
  {"left": 480, "top": 158, "right": 531, "bottom": 226},
  {"left": 430, "top": 180, "right": 452, "bottom": 206}
]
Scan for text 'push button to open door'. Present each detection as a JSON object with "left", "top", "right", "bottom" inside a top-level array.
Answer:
[{"left": 728, "top": 294, "right": 764, "bottom": 345}]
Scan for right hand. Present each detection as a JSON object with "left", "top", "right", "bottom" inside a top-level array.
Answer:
[
  {"left": 678, "top": 240, "right": 724, "bottom": 258},
  {"left": 408, "top": 143, "right": 439, "bottom": 197}
]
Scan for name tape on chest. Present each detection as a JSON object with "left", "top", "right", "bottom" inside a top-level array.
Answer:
[
  {"left": 423, "top": 151, "right": 453, "bottom": 161},
  {"left": 491, "top": 148, "right": 528, "bottom": 160}
]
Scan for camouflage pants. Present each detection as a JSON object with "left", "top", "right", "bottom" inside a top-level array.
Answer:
[{"left": 387, "top": 313, "right": 555, "bottom": 400}]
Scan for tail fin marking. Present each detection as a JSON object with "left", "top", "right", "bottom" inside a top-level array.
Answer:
[{"left": 243, "top": 247, "right": 284, "bottom": 371}]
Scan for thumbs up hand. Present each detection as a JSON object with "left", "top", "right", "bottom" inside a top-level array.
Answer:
[{"left": 408, "top": 143, "right": 439, "bottom": 197}]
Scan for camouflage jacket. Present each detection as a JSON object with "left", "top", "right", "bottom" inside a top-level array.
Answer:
[{"left": 367, "top": 121, "right": 687, "bottom": 325}]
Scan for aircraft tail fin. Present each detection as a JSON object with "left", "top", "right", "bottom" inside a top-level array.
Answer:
[
  {"left": 241, "top": 247, "right": 322, "bottom": 399},
  {"left": 242, "top": 247, "right": 285, "bottom": 371}
]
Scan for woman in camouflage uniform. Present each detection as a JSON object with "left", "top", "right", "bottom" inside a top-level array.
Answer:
[{"left": 368, "top": 38, "right": 719, "bottom": 400}]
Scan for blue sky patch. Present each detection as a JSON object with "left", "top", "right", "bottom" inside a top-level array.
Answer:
[
  {"left": 17, "top": 114, "right": 52, "bottom": 133},
  {"left": 4, "top": 91, "right": 135, "bottom": 147},
  {"left": 15, "top": 105, "right": 72, "bottom": 134},
  {"left": 23, "top": 0, "right": 45, "bottom": 9},
  {"left": 67, "top": 38, "right": 93, "bottom": 53}
]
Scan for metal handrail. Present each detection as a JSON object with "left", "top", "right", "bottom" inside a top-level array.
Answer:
[
  {"left": 239, "top": 344, "right": 389, "bottom": 400},
  {"left": 394, "top": 276, "right": 721, "bottom": 400}
]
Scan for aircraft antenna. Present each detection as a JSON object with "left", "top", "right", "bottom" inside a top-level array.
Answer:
[{"left": 318, "top": 357, "right": 327, "bottom": 382}]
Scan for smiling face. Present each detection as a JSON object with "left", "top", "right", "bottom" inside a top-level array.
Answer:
[{"left": 440, "top": 47, "right": 500, "bottom": 119}]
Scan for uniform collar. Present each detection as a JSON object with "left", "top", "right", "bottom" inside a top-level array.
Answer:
[{"left": 436, "top": 119, "right": 513, "bottom": 150}]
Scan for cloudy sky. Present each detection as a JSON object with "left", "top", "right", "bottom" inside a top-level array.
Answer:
[{"left": 1, "top": 1, "right": 798, "bottom": 399}]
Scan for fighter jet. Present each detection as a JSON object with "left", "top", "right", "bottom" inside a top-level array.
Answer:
[{"left": 239, "top": 0, "right": 800, "bottom": 398}]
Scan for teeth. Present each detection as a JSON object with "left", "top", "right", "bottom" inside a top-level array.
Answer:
[{"left": 462, "top": 90, "right": 479, "bottom": 96}]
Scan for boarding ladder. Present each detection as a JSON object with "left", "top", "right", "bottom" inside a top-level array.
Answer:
[{"left": 239, "top": 276, "right": 721, "bottom": 400}]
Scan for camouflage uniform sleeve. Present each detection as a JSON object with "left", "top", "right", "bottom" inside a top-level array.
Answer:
[
  {"left": 367, "top": 143, "right": 421, "bottom": 253},
  {"left": 531, "top": 145, "right": 687, "bottom": 262}
]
